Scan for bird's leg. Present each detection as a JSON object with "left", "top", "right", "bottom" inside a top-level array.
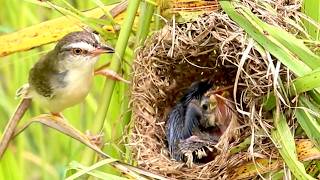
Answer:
[
  {"left": 94, "top": 64, "right": 130, "bottom": 84},
  {"left": 50, "top": 112, "right": 64, "bottom": 118}
]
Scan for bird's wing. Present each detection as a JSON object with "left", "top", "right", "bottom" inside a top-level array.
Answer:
[
  {"left": 166, "top": 103, "right": 186, "bottom": 160},
  {"left": 28, "top": 52, "right": 57, "bottom": 99},
  {"left": 182, "top": 99, "right": 203, "bottom": 138}
]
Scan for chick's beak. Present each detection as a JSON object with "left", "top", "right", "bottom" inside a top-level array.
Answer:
[{"left": 91, "top": 44, "right": 115, "bottom": 56}]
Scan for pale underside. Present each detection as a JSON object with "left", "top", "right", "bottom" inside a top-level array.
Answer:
[{"left": 18, "top": 66, "right": 95, "bottom": 113}]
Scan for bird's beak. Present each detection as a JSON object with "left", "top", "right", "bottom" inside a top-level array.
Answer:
[{"left": 92, "top": 44, "right": 115, "bottom": 56}]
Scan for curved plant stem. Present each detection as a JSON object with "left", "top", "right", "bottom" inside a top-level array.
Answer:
[{"left": 82, "top": 0, "right": 141, "bottom": 166}]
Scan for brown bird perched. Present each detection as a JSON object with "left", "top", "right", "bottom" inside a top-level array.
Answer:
[
  {"left": 166, "top": 80, "right": 236, "bottom": 164},
  {"left": 17, "top": 31, "right": 116, "bottom": 112},
  {"left": 0, "top": 30, "right": 129, "bottom": 158}
]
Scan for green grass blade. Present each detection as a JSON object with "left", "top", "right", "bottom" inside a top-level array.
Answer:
[
  {"left": 272, "top": 112, "right": 314, "bottom": 180},
  {"left": 220, "top": 1, "right": 312, "bottom": 77},
  {"left": 291, "top": 68, "right": 320, "bottom": 94},
  {"left": 136, "top": 1, "right": 155, "bottom": 46},
  {"left": 240, "top": 8, "right": 320, "bottom": 70},
  {"left": 93, "top": 0, "right": 140, "bottom": 132},
  {"left": 65, "top": 159, "right": 126, "bottom": 180},
  {"left": 296, "top": 96, "right": 320, "bottom": 147},
  {"left": 81, "top": 0, "right": 141, "bottom": 167},
  {"left": 302, "top": 0, "right": 320, "bottom": 40}
]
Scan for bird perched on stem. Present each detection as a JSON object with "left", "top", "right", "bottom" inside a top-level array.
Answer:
[{"left": 0, "top": 30, "right": 129, "bottom": 158}]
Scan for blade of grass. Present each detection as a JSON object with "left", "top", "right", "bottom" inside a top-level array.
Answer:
[
  {"left": 230, "top": 139, "right": 320, "bottom": 179},
  {"left": 240, "top": 8, "right": 320, "bottom": 70},
  {"left": 220, "top": 1, "right": 312, "bottom": 77},
  {"left": 66, "top": 161, "right": 127, "bottom": 180},
  {"left": 296, "top": 96, "right": 320, "bottom": 147},
  {"left": 93, "top": 0, "right": 140, "bottom": 133},
  {"left": 302, "top": 0, "right": 320, "bottom": 40},
  {"left": 136, "top": 1, "right": 155, "bottom": 46},
  {"left": 0, "top": 2, "right": 127, "bottom": 57},
  {"left": 291, "top": 68, "right": 320, "bottom": 94},
  {"left": 65, "top": 159, "right": 120, "bottom": 180},
  {"left": 272, "top": 112, "right": 314, "bottom": 179},
  {"left": 263, "top": 67, "right": 320, "bottom": 111},
  {"left": 82, "top": 0, "right": 140, "bottom": 166}
]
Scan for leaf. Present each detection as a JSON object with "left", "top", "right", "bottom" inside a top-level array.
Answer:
[
  {"left": 13, "top": 114, "right": 110, "bottom": 158},
  {"left": 13, "top": 114, "right": 166, "bottom": 179},
  {"left": 296, "top": 96, "right": 320, "bottom": 147},
  {"left": 0, "top": 3, "right": 121, "bottom": 57},
  {"left": 229, "top": 158, "right": 281, "bottom": 180},
  {"left": 229, "top": 139, "right": 320, "bottom": 179},
  {"left": 296, "top": 139, "right": 320, "bottom": 161},
  {"left": 302, "top": 0, "right": 320, "bottom": 40},
  {"left": 65, "top": 160, "right": 126, "bottom": 180},
  {"left": 291, "top": 68, "right": 320, "bottom": 94},
  {"left": 271, "top": 112, "right": 314, "bottom": 180},
  {"left": 242, "top": 9, "right": 320, "bottom": 70},
  {"left": 220, "top": 1, "right": 313, "bottom": 77}
]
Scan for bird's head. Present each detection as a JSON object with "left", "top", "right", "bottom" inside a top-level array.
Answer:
[
  {"left": 200, "top": 95, "right": 218, "bottom": 127},
  {"left": 55, "top": 31, "right": 114, "bottom": 69}
]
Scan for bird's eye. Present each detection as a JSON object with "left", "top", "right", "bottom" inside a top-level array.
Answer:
[
  {"left": 73, "top": 48, "right": 82, "bottom": 55},
  {"left": 202, "top": 104, "right": 208, "bottom": 110}
]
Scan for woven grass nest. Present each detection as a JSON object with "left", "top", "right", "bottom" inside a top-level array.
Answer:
[{"left": 131, "top": 0, "right": 302, "bottom": 179}]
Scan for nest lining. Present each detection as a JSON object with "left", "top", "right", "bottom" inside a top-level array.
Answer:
[{"left": 131, "top": 0, "right": 303, "bottom": 179}]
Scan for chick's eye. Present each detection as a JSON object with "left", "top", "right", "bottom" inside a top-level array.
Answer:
[
  {"left": 202, "top": 103, "right": 208, "bottom": 110},
  {"left": 73, "top": 48, "right": 82, "bottom": 55}
]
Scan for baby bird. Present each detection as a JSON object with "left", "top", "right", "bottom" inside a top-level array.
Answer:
[
  {"left": 166, "top": 80, "right": 235, "bottom": 163},
  {"left": 166, "top": 80, "right": 213, "bottom": 161}
]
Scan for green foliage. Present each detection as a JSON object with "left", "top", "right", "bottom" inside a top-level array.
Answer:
[
  {"left": 296, "top": 96, "right": 320, "bottom": 147},
  {"left": 302, "top": 0, "right": 320, "bottom": 40},
  {"left": 272, "top": 112, "right": 314, "bottom": 180}
]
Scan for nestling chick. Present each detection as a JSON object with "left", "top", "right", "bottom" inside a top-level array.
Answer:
[
  {"left": 166, "top": 80, "right": 213, "bottom": 161},
  {"left": 166, "top": 80, "right": 235, "bottom": 163}
]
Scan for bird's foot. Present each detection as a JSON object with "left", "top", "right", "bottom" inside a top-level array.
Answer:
[
  {"left": 85, "top": 130, "right": 104, "bottom": 148},
  {"left": 94, "top": 69, "right": 130, "bottom": 84},
  {"left": 50, "top": 112, "right": 64, "bottom": 118}
]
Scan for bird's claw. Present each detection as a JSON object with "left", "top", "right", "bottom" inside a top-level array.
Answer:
[{"left": 85, "top": 130, "right": 104, "bottom": 148}]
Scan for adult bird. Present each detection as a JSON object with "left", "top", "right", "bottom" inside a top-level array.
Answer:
[{"left": 0, "top": 30, "right": 128, "bottom": 158}]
